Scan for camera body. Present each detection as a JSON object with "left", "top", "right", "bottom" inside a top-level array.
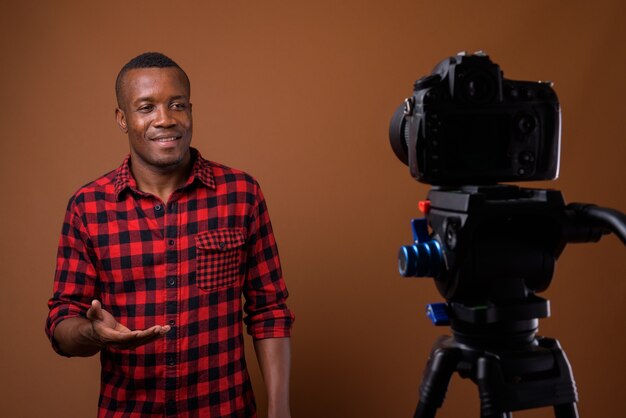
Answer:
[{"left": 390, "top": 52, "right": 561, "bottom": 185}]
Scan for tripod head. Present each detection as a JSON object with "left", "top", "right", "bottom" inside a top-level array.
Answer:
[{"left": 397, "top": 185, "right": 624, "bottom": 334}]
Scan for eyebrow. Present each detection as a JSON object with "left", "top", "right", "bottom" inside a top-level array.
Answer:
[{"left": 133, "top": 95, "right": 189, "bottom": 104}]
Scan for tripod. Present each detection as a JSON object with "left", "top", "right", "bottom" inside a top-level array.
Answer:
[
  {"left": 414, "top": 307, "right": 577, "bottom": 418},
  {"left": 398, "top": 185, "right": 626, "bottom": 418}
]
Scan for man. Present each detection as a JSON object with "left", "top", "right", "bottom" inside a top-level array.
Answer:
[{"left": 45, "top": 52, "right": 294, "bottom": 418}]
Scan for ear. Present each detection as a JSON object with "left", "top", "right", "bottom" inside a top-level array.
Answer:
[{"left": 115, "top": 108, "right": 128, "bottom": 133}]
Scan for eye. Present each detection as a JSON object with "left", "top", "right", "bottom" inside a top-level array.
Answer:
[
  {"left": 138, "top": 104, "right": 154, "bottom": 113},
  {"left": 171, "top": 102, "right": 187, "bottom": 110}
]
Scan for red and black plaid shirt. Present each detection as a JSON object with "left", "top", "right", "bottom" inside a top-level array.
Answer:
[{"left": 46, "top": 148, "right": 294, "bottom": 417}]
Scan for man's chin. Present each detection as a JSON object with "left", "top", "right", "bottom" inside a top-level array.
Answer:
[
  {"left": 130, "top": 144, "right": 192, "bottom": 172},
  {"left": 151, "top": 155, "right": 189, "bottom": 171}
]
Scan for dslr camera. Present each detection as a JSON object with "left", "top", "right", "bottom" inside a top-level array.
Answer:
[{"left": 389, "top": 51, "right": 561, "bottom": 185}]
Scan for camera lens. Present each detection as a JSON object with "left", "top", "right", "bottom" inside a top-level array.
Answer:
[{"left": 389, "top": 103, "right": 410, "bottom": 165}]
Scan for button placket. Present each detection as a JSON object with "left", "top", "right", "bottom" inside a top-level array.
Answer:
[{"left": 163, "top": 198, "right": 179, "bottom": 408}]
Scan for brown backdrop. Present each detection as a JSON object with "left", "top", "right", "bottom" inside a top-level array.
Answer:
[{"left": 1, "top": 1, "right": 625, "bottom": 417}]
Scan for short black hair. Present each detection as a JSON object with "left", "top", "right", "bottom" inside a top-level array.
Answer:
[{"left": 115, "top": 52, "right": 190, "bottom": 107}]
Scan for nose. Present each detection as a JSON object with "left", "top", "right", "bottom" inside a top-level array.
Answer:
[{"left": 154, "top": 106, "right": 177, "bottom": 128}]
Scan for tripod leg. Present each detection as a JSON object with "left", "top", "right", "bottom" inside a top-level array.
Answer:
[
  {"left": 554, "top": 403, "right": 579, "bottom": 418},
  {"left": 476, "top": 354, "right": 512, "bottom": 418},
  {"left": 414, "top": 401, "right": 438, "bottom": 418},
  {"left": 414, "top": 337, "right": 460, "bottom": 418},
  {"left": 544, "top": 338, "right": 579, "bottom": 418}
]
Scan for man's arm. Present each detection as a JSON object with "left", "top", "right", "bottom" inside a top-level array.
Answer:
[
  {"left": 254, "top": 337, "right": 292, "bottom": 418},
  {"left": 48, "top": 198, "right": 170, "bottom": 356},
  {"left": 244, "top": 182, "right": 294, "bottom": 417},
  {"left": 54, "top": 300, "right": 170, "bottom": 357}
]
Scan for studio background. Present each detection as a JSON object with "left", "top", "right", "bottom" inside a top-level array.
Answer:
[{"left": 1, "top": 1, "right": 624, "bottom": 417}]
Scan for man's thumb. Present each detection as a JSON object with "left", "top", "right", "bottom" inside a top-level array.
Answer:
[{"left": 87, "top": 299, "right": 104, "bottom": 321}]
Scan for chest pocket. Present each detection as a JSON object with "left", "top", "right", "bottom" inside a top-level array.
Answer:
[{"left": 195, "top": 228, "right": 246, "bottom": 291}]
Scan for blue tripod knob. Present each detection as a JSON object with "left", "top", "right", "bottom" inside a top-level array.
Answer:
[
  {"left": 398, "top": 218, "right": 443, "bottom": 278},
  {"left": 426, "top": 303, "right": 450, "bottom": 326}
]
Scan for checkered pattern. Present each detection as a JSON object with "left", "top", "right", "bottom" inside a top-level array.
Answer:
[
  {"left": 46, "top": 148, "right": 294, "bottom": 417},
  {"left": 196, "top": 228, "right": 246, "bottom": 291}
]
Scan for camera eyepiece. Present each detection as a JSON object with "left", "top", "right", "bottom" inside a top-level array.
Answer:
[{"left": 461, "top": 70, "right": 497, "bottom": 104}]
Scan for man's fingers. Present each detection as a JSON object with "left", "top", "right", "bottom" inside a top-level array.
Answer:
[
  {"left": 96, "top": 327, "right": 141, "bottom": 344},
  {"left": 150, "top": 324, "right": 171, "bottom": 334},
  {"left": 109, "top": 329, "right": 170, "bottom": 350},
  {"left": 123, "top": 327, "right": 171, "bottom": 347},
  {"left": 117, "top": 326, "right": 171, "bottom": 349},
  {"left": 97, "top": 325, "right": 171, "bottom": 346},
  {"left": 132, "top": 325, "right": 171, "bottom": 339}
]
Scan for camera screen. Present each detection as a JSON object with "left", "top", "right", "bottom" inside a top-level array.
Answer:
[{"left": 442, "top": 112, "right": 512, "bottom": 175}]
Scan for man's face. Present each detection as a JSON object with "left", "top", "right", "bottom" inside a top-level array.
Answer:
[{"left": 116, "top": 67, "right": 192, "bottom": 172}]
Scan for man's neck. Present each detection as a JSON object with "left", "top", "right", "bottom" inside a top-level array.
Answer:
[{"left": 130, "top": 153, "right": 193, "bottom": 204}]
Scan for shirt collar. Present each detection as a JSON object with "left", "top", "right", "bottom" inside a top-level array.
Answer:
[{"left": 114, "top": 147, "right": 215, "bottom": 200}]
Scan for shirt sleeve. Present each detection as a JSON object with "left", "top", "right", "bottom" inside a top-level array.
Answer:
[
  {"left": 243, "top": 182, "right": 294, "bottom": 339},
  {"left": 45, "top": 196, "right": 99, "bottom": 355}
]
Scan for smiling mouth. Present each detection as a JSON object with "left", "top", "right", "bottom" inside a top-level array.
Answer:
[{"left": 151, "top": 136, "right": 181, "bottom": 142}]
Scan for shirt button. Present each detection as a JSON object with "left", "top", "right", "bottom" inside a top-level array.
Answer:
[
  {"left": 168, "top": 239, "right": 175, "bottom": 246},
  {"left": 166, "top": 356, "right": 176, "bottom": 366},
  {"left": 169, "top": 320, "right": 175, "bottom": 326},
  {"left": 155, "top": 204, "right": 162, "bottom": 211},
  {"left": 167, "top": 277, "right": 176, "bottom": 286},
  {"left": 219, "top": 241, "right": 226, "bottom": 249}
]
